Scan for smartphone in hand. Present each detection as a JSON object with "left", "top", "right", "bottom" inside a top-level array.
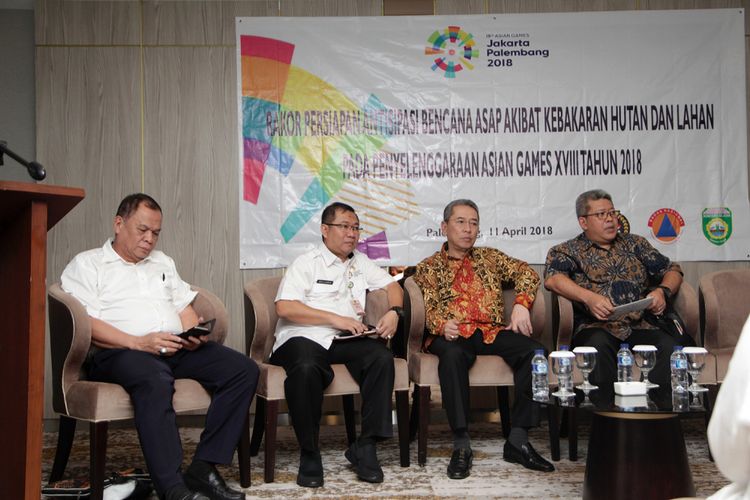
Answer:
[{"left": 178, "top": 318, "right": 216, "bottom": 340}]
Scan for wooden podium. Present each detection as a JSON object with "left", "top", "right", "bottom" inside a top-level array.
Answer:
[{"left": 0, "top": 181, "right": 84, "bottom": 500}]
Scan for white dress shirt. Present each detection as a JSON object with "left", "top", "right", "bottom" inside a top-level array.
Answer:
[
  {"left": 273, "top": 243, "right": 395, "bottom": 351},
  {"left": 61, "top": 239, "right": 197, "bottom": 336}
]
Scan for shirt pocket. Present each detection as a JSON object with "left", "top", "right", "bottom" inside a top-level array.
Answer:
[
  {"left": 145, "top": 267, "right": 173, "bottom": 301},
  {"left": 308, "top": 281, "right": 338, "bottom": 300}
]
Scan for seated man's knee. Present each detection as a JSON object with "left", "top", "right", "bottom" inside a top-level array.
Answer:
[
  {"left": 577, "top": 329, "right": 613, "bottom": 352},
  {"left": 438, "top": 343, "right": 475, "bottom": 368}
]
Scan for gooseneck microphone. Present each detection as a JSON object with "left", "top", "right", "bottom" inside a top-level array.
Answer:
[{"left": 0, "top": 140, "right": 47, "bottom": 181}]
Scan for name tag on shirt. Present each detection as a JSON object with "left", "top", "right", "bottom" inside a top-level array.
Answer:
[{"left": 316, "top": 279, "right": 334, "bottom": 285}]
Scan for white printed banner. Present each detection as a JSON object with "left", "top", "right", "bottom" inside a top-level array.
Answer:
[{"left": 236, "top": 9, "right": 748, "bottom": 268}]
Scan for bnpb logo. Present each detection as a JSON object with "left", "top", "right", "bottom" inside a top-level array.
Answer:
[
  {"left": 425, "top": 26, "right": 478, "bottom": 78},
  {"left": 648, "top": 208, "right": 685, "bottom": 244}
]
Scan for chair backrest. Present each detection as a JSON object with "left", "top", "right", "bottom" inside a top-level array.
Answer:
[
  {"left": 244, "top": 276, "right": 283, "bottom": 363},
  {"left": 553, "top": 281, "right": 700, "bottom": 348},
  {"left": 47, "top": 282, "right": 229, "bottom": 415},
  {"left": 700, "top": 269, "right": 750, "bottom": 352},
  {"left": 243, "top": 275, "right": 392, "bottom": 363},
  {"left": 403, "top": 276, "right": 546, "bottom": 357}
]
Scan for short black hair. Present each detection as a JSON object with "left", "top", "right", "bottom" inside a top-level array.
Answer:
[
  {"left": 575, "top": 189, "right": 612, "bottom": 217},
  {"left": 443, "top": 199, "right": 479, "bottom": 222},
  {"left": 321, "top": 202, "right": 357, "bottom": 225},
  {"left": 116, "top": 193, "right": 162, "bottom": 219}
]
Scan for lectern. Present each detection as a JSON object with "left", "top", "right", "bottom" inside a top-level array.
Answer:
[{"left": 0, "top": 181, "right": 84, "bottom": 500}]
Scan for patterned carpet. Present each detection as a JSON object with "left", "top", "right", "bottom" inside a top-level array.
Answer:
[{"left": 41, "top": 409, "right": 728, "bottom": 499}]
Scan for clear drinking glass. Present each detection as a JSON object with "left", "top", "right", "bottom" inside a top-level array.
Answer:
[
  {"left": 550, "top": 350, "right": 576, "bottom": 398},
  {"left": 572, "top": 346, "right": 598, "bottom": 391},
  {"left": 683, "top": 347, "right": 709, "bottom": 393},
  {"left": 632, "top": 345, "right": 659, "bottom": 389}
]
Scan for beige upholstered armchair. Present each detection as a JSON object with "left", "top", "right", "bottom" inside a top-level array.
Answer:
[
  {"left": 47, "top": 283, "right": 250, "bottom": 500},
  {"left": 699, "top": 269, "right": 750, "bottom": 383},
  {"left": 403, "top": 276, "right": 558, "bottom": 466},
  {"left": 243, "top": 276, "right": 410, "bottom": 483}
]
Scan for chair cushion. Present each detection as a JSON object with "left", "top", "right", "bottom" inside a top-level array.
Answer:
[
  {"left": 64, "top": 379, "right": 212, "bottom": 421},
  {"left": 257, "top": 357, "right": 410, "bottom": 401},
  {"left": 409, "top": 352, "right": 515, "bottom": 386}
]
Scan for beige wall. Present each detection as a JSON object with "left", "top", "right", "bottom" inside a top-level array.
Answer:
[{"left": 37, "top": 0, "right": 750, "bottom": 417}]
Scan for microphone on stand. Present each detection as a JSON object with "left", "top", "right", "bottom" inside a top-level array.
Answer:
[{"left": 0, "top": 140, "right": 47, "bottom": 181}]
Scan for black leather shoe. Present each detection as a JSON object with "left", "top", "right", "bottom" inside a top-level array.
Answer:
[
  {"left": 296, "top": 450, "right": 324, "bottom": 488},
  {"left": 163, "top": 484, "right": 210, "bottom": 500},
  {"left": 503, "top": 441, "right": 554, "bottom": 472},
  {"left": 184, "top": 460, "right": 245, "bottom": 500},
  {"left": 345, "top": 442, "right": 384, "bottom": 483},
  {"left": 447, "top": 448, "right": 473, "bottom": 479}
]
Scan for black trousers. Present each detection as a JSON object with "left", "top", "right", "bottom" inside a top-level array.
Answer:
[
  {"left": 89, "top": 342, "right": 259, "bottom": 495},
  {"left": 427, "top": 329, "right": 546, "bottom": 432},
  {"left": 572, "top": 327, "right": 687, "bottom": 388},
  {"left": 270, "top": 336, "right": 395, "bottom": 454}
]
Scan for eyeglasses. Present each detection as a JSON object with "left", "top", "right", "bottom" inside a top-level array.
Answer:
[
  {"left": 324, "top": 223, "right": 363, "bottom": 233},
  {"left": 582, "top": 209, "right": 620, "bottom": 220}
]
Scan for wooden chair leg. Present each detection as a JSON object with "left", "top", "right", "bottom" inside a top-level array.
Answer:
[
  {"left": 547, "top": 405, "right": 561, "bottom": 462},
  {"left": 263, "top": 400, "right": 279, "bottom": 483},
  {"left": 342, "top": 394, "right": 357, "bottom": 445},
  {"left": 418, "top": 385, "right": 430, "bottom": 466},
  {"left": 409, "top": 386, "right": 419, "bottom": 442},
  {"left": 238, "top": 413, "right": 251, "bottom": 488},
  {"left": 496, "top": 386, "right": 511, "bottom": 438},
  {"left": 568, "top": 408, "right": 578, "bottom": 461},
  {"left": 48, "top": 415, "right": 77, "bottom": 483},
  {"left": 249, "top": 398, "right": 266, "bottom": 457},
  {"left": 89, "top": 421, "right": 108, "bottom": 500},
  {"left": 395, "top": 390, "right": 410, "bottom": 467}
]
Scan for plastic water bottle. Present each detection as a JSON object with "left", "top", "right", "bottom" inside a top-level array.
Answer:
[
  {"left": 617, "top": 343, "right": 634, "bottom": 382},
  {"left": 559, "top": 345, "right": 574, "bottom": 393},
  {"left": 670, "top": 346, "right": 689, "bottom": 393},
  {"left": 531, "top": 349, "right": 549, "bottom": 402}
]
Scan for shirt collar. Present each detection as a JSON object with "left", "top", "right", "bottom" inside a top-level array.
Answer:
[
  {"left": 578, "top": 232, "right": 621, "bottom": 250},
  {"left": 439, "top": 241, "right": 475, "bottom": 262},
  {"left": 317, "top": 242, "right": 354, "bottom": 267},
  {"left": 101, "top": 238, "right": 153, "bottom": 265}
]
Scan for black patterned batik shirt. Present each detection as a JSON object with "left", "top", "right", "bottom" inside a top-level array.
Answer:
[{"left": 544, "top": 232, "right": 682, "bottom": 340}]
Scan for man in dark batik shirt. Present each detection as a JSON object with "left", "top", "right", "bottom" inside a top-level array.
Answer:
[{"left": 544, "top": 189, "right": 686, "bottom": 389}]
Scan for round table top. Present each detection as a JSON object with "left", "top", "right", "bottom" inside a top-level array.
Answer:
[{"left": 545, "top": 385, "right": 707, "bottom": 416}]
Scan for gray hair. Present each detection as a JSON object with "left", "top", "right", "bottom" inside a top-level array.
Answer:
[
  {"left": 443, "top": 199, "right": 479, "bottom": 222},
  {"left": 575, "top": 189, "right": 612, "bottom": 217}
]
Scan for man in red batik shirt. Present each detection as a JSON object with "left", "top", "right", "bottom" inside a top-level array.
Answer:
[{"left": 414, "top": 199, "right": 554, "bottom": 479}]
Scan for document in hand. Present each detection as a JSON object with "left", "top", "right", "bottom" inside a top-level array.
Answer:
[
  {"left": 608, "top": 297, "right": 653, "bottom": 321},
  {"left": 334, "top": 327, "right": 378, "bottom": 340}
]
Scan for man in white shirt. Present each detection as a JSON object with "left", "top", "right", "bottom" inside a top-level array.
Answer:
[
  {"left": 708, "top": 315, "right": 750, "bottom": 500},
  {"left": 61, "top": 193, "right": 258, "bottom": 500},
  {"left": 271, "top": 202, "right": 403, "bottom": 488}
]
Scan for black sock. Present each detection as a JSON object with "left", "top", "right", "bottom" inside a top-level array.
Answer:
[
  {"left": 508, "top": 427, "right": 528, "bottom": 448},
  {"left": 452, "top": 429, "right": 471, "bottom": 450}
]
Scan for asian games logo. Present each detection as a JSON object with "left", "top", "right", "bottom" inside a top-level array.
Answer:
[{"left": 425, "top": 25, "right": 479, "bottom": 78}]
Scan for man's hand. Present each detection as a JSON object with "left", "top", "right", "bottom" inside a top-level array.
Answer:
[
  {"left": 443, "top": 319, "right": 460, "bottom": 341},
  {"left": 180, "top": 335, "right": 209, "bottom": 351},
  {"left": 331, "top": 315, "right": 368, "bottom": 335},
  {"left": 583, "top": 292, "right": 615, "bottom": 321},
  {"left": 506, "top": 304, "right": 533, "bottom": 336},
  {"left": 646, "top": 288, "right": 667, "bottom": 315},
  {"left": 134, "top": 332, "right": 184, "bottom": 356},
  {"left": 375, "top": 310, "right": 399, "bottom": 339}
]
